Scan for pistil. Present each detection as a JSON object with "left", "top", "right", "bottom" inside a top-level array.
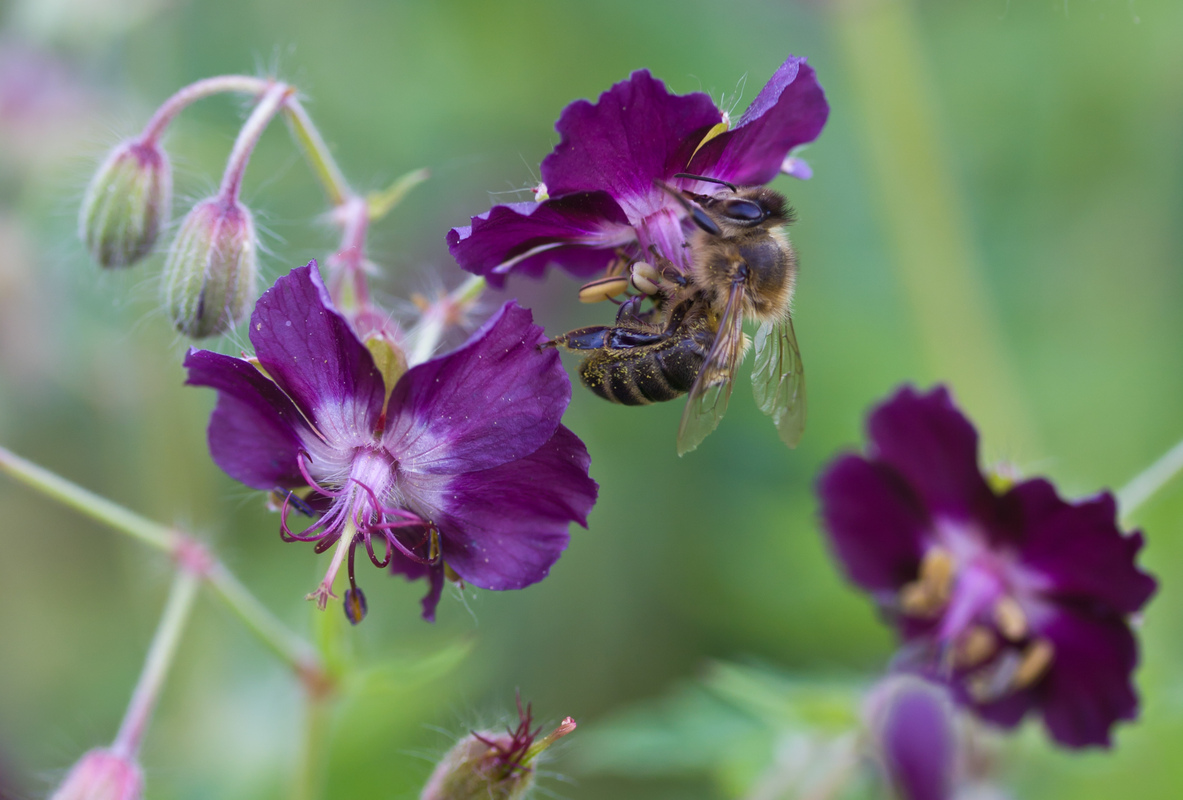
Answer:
[{"left": 306, "top": 523, "right": 355, "bottom": 610}]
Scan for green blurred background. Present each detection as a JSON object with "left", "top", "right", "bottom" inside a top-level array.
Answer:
[{"left": 1, "top": 0, "right": 1181, "bottom": 797}]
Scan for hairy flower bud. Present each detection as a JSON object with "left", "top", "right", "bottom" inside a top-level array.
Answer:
[
  {"left": 162, "top": 197, "right": 258, "bottom": 338},
  {"left": 421, "top": 704, "right": 575, "bottom": 800},
  {"left": 50, "top": 749, "right": 143, "bottom": 800},
  {"left": 79, "top": 140, "right": 171, "bottom": 268}
]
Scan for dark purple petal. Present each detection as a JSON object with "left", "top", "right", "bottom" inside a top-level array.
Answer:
[
  {"left": 183, "top": 348, "right": 309, "bottom": 489},
  {"left": 688, "top": 57, "right": 829, "bottom": 186},
  {"left": 404, "top": 426, "right": 596, "bottom": 591},
  {"left": 976, "top": 609, "right": 1141, "bottom": 748},
  {"left": 1006, "top": 481, "right": 1157, "bottom": 615},
  {"left": 875, "top": 677, "right": 957, "bottom": 800},
  {"left": 390, "top": 555, "right": 445, "bottom": 622},
  {"left": 865, "top": 386, "right": 995, "bottom": 521},
  {"left": 384, "top": 302, "right": 570, "bottom": 475},
  {"left": 541, "top": 70, "right": 721, "bottom": 206},
  {"left": 817, "top": 454, "right": 930, "bottom": 596},
  {"left": 447, "top": 193, "right": 632, "bottom": 287},
  {"left": 249, "top": 262, "right": 385, "bottom": 440}
]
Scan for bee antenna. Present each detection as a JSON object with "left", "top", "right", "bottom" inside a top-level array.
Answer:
[
  {"left": 672, "top": 173, "right": 739, "bottom": 193},
  {"left": 654, "top": 179, "right": 722, "bottom": 237}
]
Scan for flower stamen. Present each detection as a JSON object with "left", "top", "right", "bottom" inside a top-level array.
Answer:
[
  {"left": 992, "top": 596, "right": 1029, "bottom": 642},
  {"left": 899, "top": 546, "right": 955, "bottom": 617},
  {"left": 953, "top": 625, "right": 998, "bottom": 670},
  {"left": 1011, "top": 639, "right": 1055, "bottom": 690},
  {"left": 297, "top": 451, "right": 343, "bottom": 498}
]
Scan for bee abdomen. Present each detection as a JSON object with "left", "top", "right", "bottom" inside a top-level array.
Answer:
[{"left": 578, "top": 335, "right": 709, "bottom": 406}]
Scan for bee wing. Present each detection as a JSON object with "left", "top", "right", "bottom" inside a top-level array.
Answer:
[
  {"left": 676, "top": 281, "right": 746, "bottom": 456},
  {"left": 751, "top": 315, "right": 806, "bottom": 448}
]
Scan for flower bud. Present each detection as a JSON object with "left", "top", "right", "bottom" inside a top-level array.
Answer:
[
  {"left": 50, "top": 748, "right": 143, "bottom": 800},
  {"left": 421, "top": 705, "right": 575, "bottom": 800},
  {"left": 161, "top": 197, "right": 258, "bottom": 338},
  {"left": 865, "top": 675, "right": 957, "bottom": 800},
  {"left": 79, "top": 140, "right": 171, "bottom": 268}
]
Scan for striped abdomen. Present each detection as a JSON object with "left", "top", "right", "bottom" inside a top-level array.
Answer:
[{"left": 578, "top": 319, "right": 714, "bottom": 405}]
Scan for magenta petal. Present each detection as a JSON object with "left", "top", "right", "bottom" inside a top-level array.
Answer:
[
  {"left": 818, "top": 454, "right": 930, "bottom": 596},
  {"left": 865, "top": 386, "right": 994, "bottom": 521},
  {"left": 249, "top": 262, "right": 385, "bottom": 440},
  {"left": 689, "top": 57, "right": 829, "bottom": 186},
  {"left": 385, "top": 302, "right": 570, "bottom": 475},
  {"left": 1034, "top": 609, "right": 1140, "bottom": 748},
  {"left": 183, "top": 348, "right": 309, "bottom": 489},
  {"left": 541, "top": 69, "right": 721, "bottom": 208},
  {"left": 1007, "top": 481, "right": 1157, "bottom": 614},
  {"left": 406, "top": 426, "right": 596, "bottom": 590},
  {"left": 447, "top": 193, "right": 632, "bottom": 287}
]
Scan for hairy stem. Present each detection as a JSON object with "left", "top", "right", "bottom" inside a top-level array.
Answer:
[
  {"left": 112, "top": 569, "right": 200, "bottom": 759},
  {"left": 0, "top": 445, "right": 323, "bottom": 682},
  {"left": 283, "top": 96, "right": 353, "bottom": 207},
  {"left": 219, "top": 82, "right": 295, "bottom": 203},
  {"left": 140, "top": 75, "right": 273, "bottom": 145}
]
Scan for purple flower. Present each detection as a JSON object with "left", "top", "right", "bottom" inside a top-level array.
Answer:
[
  {"left": 185, "top": 262, "right": 597, "bottom": 621},
  {"left": 818, "top": 386, "right": 1156, "bottom": 748},
  {"left": 448, "top": 56, "right": 828, "bottom": 287}
]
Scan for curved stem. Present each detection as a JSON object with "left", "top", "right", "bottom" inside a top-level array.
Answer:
[
  {"left": 283, "top": 97, "right": 352, "bottom": 207},
  {"left": 140, "top": 75, "right": 272, "bottom": 145},
  {"left": 1118, "top": 435, "right": 1183, "bottom": 521},
  {"left": 0, "top": 445, "right": 323, "bottom": 682},
  {"left": 112, "top": 569, "right": 200, "bottom": 759},
  {"left": 219, "top": 82, "right": 294, "bottom": 203}
]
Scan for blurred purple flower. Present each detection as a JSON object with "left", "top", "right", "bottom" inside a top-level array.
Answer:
[
  {"left": 448, "top": 56, "right": 828, "bottom": 287},
  {"left": 185, "top": 262, "right": 597, "bottom": 621},
  {"left": 818, "top": 386, "right": 1156, "bottom": 748}
]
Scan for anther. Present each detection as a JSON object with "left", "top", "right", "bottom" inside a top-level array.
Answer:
[
  {"left": 954, "top": 625, "right": 998, "bottom": 670},
  {"left": 629, "top": 261, "right": 663, "bottom": 296},
  {"left": 993, "top": 596, "right": 1029, "bottom": 642},
  {"left": 578, "top": 275, "right": 631, "bottom": 303},
  {"left": 899, "top": 547, "right": 956, "bottom": 618},
  {"left": 344, "top": 587, "right": 368, "bottom": 625},
  {"left": 919, "top": 547, "right": 954, "bottom": 605},
  {"left": 1012, "top": 639, "right": 1054, "bottom": 690}
]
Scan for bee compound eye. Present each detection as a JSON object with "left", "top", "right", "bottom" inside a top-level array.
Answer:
[{"left": 722, "top": 199, "right": 765, "bottom": 222}]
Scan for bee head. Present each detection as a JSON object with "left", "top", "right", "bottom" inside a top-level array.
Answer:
[{"left": 662, "top": 175, "right": 795, "bottom": 237}]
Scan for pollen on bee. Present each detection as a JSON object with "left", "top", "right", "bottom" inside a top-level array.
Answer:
[{"left": 578, "top": 275, "right": 630, "bottom": 303}]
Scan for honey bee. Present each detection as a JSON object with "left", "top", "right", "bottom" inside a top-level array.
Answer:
[{"left": 545, "top": 174, "right": 806, "bottom": 455}]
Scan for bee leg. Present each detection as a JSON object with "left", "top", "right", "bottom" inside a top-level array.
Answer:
[
  {"left": 615, "top": 295, "right": 650, "bottom": 325},
  {"left": 543, "top": 326, "right": 612, "bottom": 352},
  {"left": 645, "top": 246, "right": 689, "bottom": 287}
]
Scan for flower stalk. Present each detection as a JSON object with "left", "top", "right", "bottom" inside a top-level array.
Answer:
[
  {"left": 0, "top": 445, "right": 324, "bottom": 685},
  {"left": 111, "top": 569, "right": 200, "bottom": 759},
  {"left": 218, "top": 82, "right": 294, "bottom": 203}
]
